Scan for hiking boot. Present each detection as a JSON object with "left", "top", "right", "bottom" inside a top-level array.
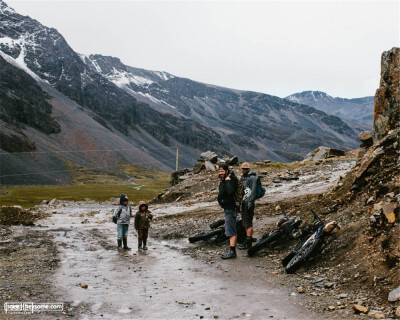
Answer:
[
  {"left": 117, "top": 239, "right": 123, "bottom": 250},
  {"left": 221, "top": 248, "right": 236, "bottom": 259},
  {"left": 122, "top": 237, "right": 131, "bottom": 251},
  {"left": 238, "top": 238, "right": 252, "bottom": 250},
  {"left": 143, "top": 240, "right": 148, "bottom": 250},
  {"left": 138, "top": 239, "right": 143, "bottom": 250}
]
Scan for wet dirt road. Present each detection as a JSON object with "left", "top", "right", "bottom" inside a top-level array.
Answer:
[{"left": 37, "top": 203, "right": 318, "bottom": 320}]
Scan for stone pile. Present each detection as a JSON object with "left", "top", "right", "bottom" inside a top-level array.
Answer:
[{"left": 193, "top": 151, "right": 239, "bottom": 174}]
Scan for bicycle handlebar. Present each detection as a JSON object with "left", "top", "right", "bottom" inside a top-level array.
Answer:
[{"left": 310, "top": 209, "right": 323, "bottom": 223}]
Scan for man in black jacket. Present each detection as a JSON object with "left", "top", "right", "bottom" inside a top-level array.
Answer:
[{"left": 218, "top": 164, "right": 240, "bottom": 259}]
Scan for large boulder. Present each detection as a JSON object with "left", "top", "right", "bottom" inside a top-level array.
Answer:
[
  {"left": 205, "top": 161, "right": 216, "bottom": 171},
  {"left": 227, "top": 156, "right": 239, "bottom": 166},
  {"left": 388, "top": 285, "right": 400, "bottom": 302},
  {"left": 303, "top": 146, "right": 345, "bottom": 161},
  {"left": 373, "top": 48, "right": 400, "bottom": 142},
  {"left": 359, "top": 131, "right": 373, "bottom": 148},
  {"left": 198, "top": 151, "right": 218, "bottom": 164}
]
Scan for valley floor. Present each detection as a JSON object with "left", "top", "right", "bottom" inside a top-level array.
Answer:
[{"left": 0, "top": 157, "right": 397, "bottom": 319}]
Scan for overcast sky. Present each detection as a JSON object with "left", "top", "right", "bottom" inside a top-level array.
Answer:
[{"left": 6, "top": 0, "right": 400, "bottom": 98}]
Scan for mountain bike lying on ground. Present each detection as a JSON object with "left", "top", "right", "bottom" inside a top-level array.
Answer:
[
  {"left": 188, "top": 217, "right": 247, "bottom": 244},
  {"left": 282, "top": 209, "right": 341, "bottom": 274},
  {"left": 247, "top": 209, "right": 303, "bottom": 257}
]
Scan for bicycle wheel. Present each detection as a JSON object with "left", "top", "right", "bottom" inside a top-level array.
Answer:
[
  {"left": 210, "top": 219, "right": 225, "bottom": 229},
  {"left": 247, "top": 230, "right": 281, "bottom": 257},
  {"left": 188, "top": 229, "right": 224, "bottom": 243},
  {"left": 282, "top": 236, "right": 309, "bottom": 267},
  {"left": 281, "top": 251, "right": 295, "bottom": 267},
  {"left": 285, "top": 235, "right": 321, "bottom": 274}
]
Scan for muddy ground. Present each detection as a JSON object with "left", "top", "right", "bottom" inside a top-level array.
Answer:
[{"left": 0, "top": 157, "right": 398, "bottom": 319}]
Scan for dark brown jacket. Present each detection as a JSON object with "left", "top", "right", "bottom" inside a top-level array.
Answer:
[{"left": 134, "top": 201, "right": 153, "bottom": 229}]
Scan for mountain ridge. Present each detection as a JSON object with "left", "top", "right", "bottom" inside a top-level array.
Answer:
[
  {"left": 82, "top": 54, "right": 366, "bottom": 161},
  {"left": 0, "top": 0, "right": 369, "bottom": 184},
  {"left": 285, "top": 90, "right": 374, "bottom": 125}
]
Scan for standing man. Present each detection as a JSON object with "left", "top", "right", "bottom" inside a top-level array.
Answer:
[
  {"left": 239, "top": 162, "right": 257, "bottom": 250},
  {"left": 218, "top": 164, "right": 242, "bottom": 259}
]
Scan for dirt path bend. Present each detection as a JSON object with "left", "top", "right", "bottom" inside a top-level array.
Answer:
[{"left": 36, "top": 203, "right": 318, "bottom": 320}]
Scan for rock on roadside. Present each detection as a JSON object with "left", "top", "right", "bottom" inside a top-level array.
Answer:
[{"left": 388, "top": 285, "right": 400, "bottom": 302}]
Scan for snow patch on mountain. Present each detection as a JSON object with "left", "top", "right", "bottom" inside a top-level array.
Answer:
[
  {"left": 153, "top": 71, "right": 174, "bottom": 81},
  {"left": 0, "top": 37, "right": 44, "bottom": 83},
  {"left": 286, "top": 95, "right": 299, "bottom": 103},
  {"left": 0, "top": 1, "right": 16, "bottom": 15},
  {"left": 79, "top": 54, "right": 102, "bottom": 73},
  {"left": 80, "top": 69, "right": 94, "bottom": 88},
  {"left": 0, "top": 36, "right": 15, "bottom": 47},
  {"left": 101, "top": 66, "right": 155, "bottom": 88},
  {"left": 137, "top": 92, "right": 176, "bottom": 109}
]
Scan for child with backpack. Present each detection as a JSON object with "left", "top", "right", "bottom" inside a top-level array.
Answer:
[
  {"left": 113, "top": 194, "right": 132, "bottom": 250},
  {"left": 134, "top": 201, "right": 153, "bottom": 250}
]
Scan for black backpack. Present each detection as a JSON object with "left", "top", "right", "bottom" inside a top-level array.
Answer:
[{"left": 255, "top": 176, "right": 266, "bottom": 199}]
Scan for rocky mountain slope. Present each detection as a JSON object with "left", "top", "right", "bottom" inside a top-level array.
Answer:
[
  {"left": 0, "top": 0, "right": 229, "bottom": 184},
  {"left": 286, "top": 91, "right": 374, "bottom": 126},
  {"left": 82, "top": 54, "right": 365, "bottom": 162},
  {"left": 0, "top": 0, "right": 369, "bottom": 184},
  {"left": 0, "top": 1, "right": 224, "bottom": 154}
]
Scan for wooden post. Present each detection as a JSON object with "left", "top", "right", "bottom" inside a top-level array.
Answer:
[{"left": 176, "top": 147, "right": 179, "bottom": 171}]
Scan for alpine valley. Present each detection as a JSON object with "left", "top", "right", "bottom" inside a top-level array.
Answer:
[{"left": 0, "top": 0, "right": 369, "bottom": 184}]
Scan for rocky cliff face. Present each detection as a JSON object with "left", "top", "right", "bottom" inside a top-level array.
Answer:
[
  {"left": 0, "top": 54, "right": 61, "bottom": 153},
  {"left": 285, "top": 91, "right": 374, "bottom": 126},
  {"left": 322, "top": 47, "right": 399, "bottom": 305},
  {"left": 372, "top": 48, "right": 400, "bottom": 142}
]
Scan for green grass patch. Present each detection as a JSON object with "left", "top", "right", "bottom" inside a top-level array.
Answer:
[
  {"left": 0, "top": 182, "right": 169, "bottom": 209},
  {"left": 0, "top": 163, "right": 170, "bottom": 208}
]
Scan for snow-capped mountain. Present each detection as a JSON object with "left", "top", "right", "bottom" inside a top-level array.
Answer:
[
  {"left": 286, "top": 91, "right": 374, "bottom": 126},
  {"left": 82, "top": 54, "right": 366, "bottom": 162},
  {"left": 0, "top": 0, "right": 368, "bottom": 183},
  {"left": 0, "top": 0, "right": 230, "bottom": 183}
]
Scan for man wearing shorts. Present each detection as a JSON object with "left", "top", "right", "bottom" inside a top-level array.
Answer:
[
  {"left": 217, "top": 164, "right": 241, "bottom": 259},
  {"left": 239, "top": 162, "right": 257, "bottom": 250}
]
